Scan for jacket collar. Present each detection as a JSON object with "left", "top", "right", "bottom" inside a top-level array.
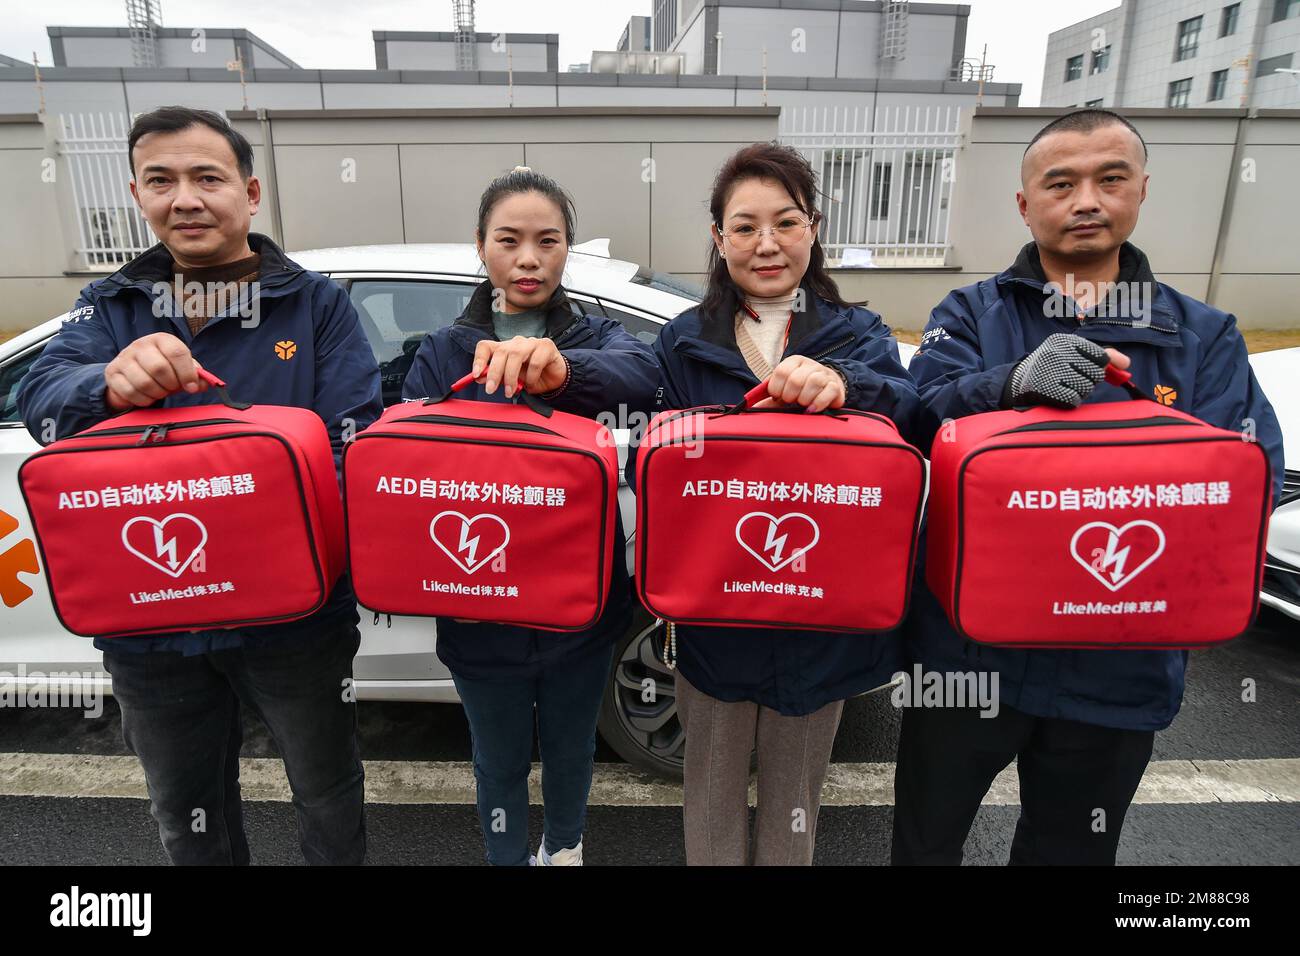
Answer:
[
  {"left": 996, "top": 241, "right": 1181, "bottom": 345},
  {"left": 95, "top": 232, "right": 307, "bottom": 299},
  {"left": 672, "top": 283, "right": 859, "bottom": 382},
  {"left": 447, "top": 278, "right": 587, "bottom": 353}
]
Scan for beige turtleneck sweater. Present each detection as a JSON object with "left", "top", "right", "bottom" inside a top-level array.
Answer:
[{"left": 734, "top": 290, "right": 798, "bottom": 379}]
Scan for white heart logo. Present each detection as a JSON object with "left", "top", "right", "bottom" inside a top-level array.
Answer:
[
  {"left": 1069, "top": 520, "right": 1166, "bottom": 592},
  {"left": 430, "top": 511, "right": 510, "bottom": 575},
  {"left": 121, "top": 513, "right": 209, "bottom": 579},
  {"left": 735, "top": 511, "right": 820, "bottom": 573}
]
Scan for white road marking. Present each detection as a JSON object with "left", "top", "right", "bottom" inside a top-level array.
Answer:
[{"left": 0, "top": 754, "right": 1297, "bottom": 806}]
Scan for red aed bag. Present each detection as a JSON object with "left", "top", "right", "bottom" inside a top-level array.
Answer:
[
  {"left": 343, "top": 374, "right": 618, "bottom": 630},
  {"left": 926, "top": 388, "right": 1272, "bottom": 649},
  {"left": 636, "top": 382, "right": 926, "bottom": 632},
  {"left": 19, "top": 370, "right": 344, "bottom": 638}
]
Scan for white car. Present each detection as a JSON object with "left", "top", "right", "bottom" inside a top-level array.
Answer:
[
  {"left": 1246, "top": 347, "right": 1300, "bottom": 622},
  {"left": 0, "top": 242, "right": 709, "bottom": 776},
  {"left": 1, "top": 243, "right": 1292, "bottom": 777}
]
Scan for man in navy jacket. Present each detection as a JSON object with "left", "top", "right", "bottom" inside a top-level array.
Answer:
[
  {"left": 18, "top": 107, "right": 382, "bottom": 865},
  {"left": 895, "top": 109, "right": 1284, "bottom": 865}
]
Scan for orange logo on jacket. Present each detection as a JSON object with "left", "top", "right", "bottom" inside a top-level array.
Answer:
[
  {"left": 274, "top": 340, "right": 297, "bottom": 361},
  {"left": 0, "top": 508, "right": 39, "bottom": 608},
  {"left": 1153, "top": 384, "right": 1178, "bottom": 406}
]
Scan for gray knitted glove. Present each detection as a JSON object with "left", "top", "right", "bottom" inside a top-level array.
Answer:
[{"left": 1005, "top": 333, "right": 1108, "bottom": 409}]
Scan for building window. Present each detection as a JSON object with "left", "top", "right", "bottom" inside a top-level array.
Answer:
[
  {"left": 1168, "top": 77, "right": 1194, "bottom": 107},
  {"left": 1220, "top": 3, "right": 1241, "bottom": 36},
  {"left": 1090, "top": 45, "right": 1111, "bottom": 74},
  {"left": 1065, "top": 54, "right": 1083, "bottom": 82},
  {"left": 1085, "top": 98, "right": 1104, "bottom": 107},
  {"left": 1256, "top": 52, "right": 1295, "bottom": 76},
  {"left": 1273, "top": 0, "right": 1299, "bottom": 24},
  {"left": 653, "top": 0, "right": 679, "bottom": 51},
  {"left": 870, "top": 164, "right": 892, "bottom": 220},
  {"left": 1208, "top": 68, "right": 1229, "bottom": 101},
  {"left": 1175, "top": 16, "right": 1203, "bottom": 62}
]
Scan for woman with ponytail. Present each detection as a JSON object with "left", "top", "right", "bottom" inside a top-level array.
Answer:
[{"left": 402, "top": 167, "right": 658, "bottom": 866}]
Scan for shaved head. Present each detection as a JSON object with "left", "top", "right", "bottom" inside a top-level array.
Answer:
[
  {"left": 1016, "top": 113, "right": 1149, "bottom": 268},
  {"left": 1022, "top": 109, "right": 1148, "bottom": 184}
]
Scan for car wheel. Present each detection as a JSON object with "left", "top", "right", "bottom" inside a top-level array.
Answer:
[{"left": 597, "top": 603, "right": 684, "bottom": 779}]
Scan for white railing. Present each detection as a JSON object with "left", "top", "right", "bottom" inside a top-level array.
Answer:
[
  {"left": 56, "top": 106, "right": 962, "bottom": 271},
  {"left": 780, "top": 105, "right": 961, "bottom": 267},
  {"left": 58, "top": 113, "right": 156, "bottom": 271}
]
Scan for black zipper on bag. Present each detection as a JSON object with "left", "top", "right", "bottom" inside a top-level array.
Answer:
[
  {"left": 995, "top": 416, "right": 1199, "bottom": 436},
  {"left": 648, "top": 404, "right": 892, "bottom": 437},
  {"left": 60, "top": 418, "right": 246, "bottom": 445},
  {"left": 396, "top": 415, "right": 562, "bottom": 437}
]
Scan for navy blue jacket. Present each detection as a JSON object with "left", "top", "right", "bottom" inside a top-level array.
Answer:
[
  {"left": 906, "top": 242, "right": 1286, "bottom": 731},
  {"left": 630, "top": 286, "right": 923, "bottom": 716},
  {"left": 17, "top": 233, "right": 384, "bottom": 655},
  {"left": 401, "top": 279, "right": 659, "bottom": 679}
]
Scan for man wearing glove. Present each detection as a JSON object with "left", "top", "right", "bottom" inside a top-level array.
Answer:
[{"left": 894, "top": 109, "right": 1285, "bottom": 865}]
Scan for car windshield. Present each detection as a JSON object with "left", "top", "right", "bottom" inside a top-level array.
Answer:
[{"left": 630, "top": 266, "right": 703, "bottom": 301}]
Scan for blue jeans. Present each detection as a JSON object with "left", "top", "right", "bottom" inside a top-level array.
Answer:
[
  {"left": 451, "top": 645, "right": 616, "bottom": 866},
  {"left": 102, "top": 616, "right": 366, "bottom": 865}
]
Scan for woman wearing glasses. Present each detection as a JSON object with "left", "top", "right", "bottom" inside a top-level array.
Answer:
[{"left": 636, "top": 142, "right": 922, "bottom": 865}]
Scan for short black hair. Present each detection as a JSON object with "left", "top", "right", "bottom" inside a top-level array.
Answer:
[
  {"left": 1024, "top": 108, "right": 1148, "bottom": 162},
  {"left": 127, "top": 106, "right": 255, "bottom": 180}
]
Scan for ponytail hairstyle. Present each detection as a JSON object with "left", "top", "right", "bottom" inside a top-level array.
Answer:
[
  {"left": 701, "top": 142, "right": 849, "bottom": 323},
  {"left": 475, "top": 165, "right": 578, "bottom": 246}
]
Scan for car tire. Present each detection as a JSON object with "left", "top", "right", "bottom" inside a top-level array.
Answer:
[{"left": 596, "top": 602, "right": 685, "bottom": 780}]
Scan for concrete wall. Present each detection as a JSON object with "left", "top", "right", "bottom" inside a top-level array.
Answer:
[
  {"left": 0, "top": 115, "right": 93, "bottom": 329},
  {"left": 674, "top": 1, "right": 967, "bottom": 80},
  {"left": 930, "top": 106, "right": 1300, "bottom": 330},
  {"left": 374, "top": 32, "right": 557, "bottom": 73},
  {"left": 7, "top": 105, "right": 1294, "bottom": 334},
  {"left": 0, "top": 65, "right": 1020, "bottom": 116},
  {"left": 48, "top": 27, "right": 299, "bottom": 70},
  {"left": 227, "top": 108, "right": 780, "bottom": 278}
]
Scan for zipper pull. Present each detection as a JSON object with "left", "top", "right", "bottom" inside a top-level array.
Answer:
[
  {"left": 152, "top": 424, "right": 170, "bottom": 442},
  {"left": 136, "top": 425, "right": 156, "bottom": 446}
]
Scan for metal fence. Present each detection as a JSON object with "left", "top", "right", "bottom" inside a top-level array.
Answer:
[
  {"left": 55, "top": 106, "right": 963, "bottom": 272},
  {"left": 58, "top": 113, "right": 155, "bottom": 270},
  {"left": 779, "top": 105, "right": 962, "bottom": 267}
]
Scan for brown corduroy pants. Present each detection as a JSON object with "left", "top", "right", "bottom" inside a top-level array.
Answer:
[{"left": 676, "top": 671, "right": 844, "bottom": 865}]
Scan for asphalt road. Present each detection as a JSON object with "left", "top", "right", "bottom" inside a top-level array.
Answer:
[{"left": 0, "top": 607, "right": 1295, "bottom": 866}]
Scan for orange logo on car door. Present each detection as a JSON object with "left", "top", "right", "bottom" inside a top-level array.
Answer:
[
  {"left": 0, "top": 508, "right": 39, "bottom": 608},
  {"left": 274, "top": 340, "right": 297, "bottom": 361}
]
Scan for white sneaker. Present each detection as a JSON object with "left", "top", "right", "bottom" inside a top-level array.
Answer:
[{"left": 535, "top": 836, "right": 583, "bottom": 866}]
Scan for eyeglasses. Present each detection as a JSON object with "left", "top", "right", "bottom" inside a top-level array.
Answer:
[{"left": 718, "top": 215, "right": 819, "bottom": 251}]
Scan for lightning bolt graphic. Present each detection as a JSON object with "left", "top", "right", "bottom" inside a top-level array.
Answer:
[
  {"left": 1099, "top": 532, "right": 1132, "bottom": 583},
  {"left": 764, "top": 522, "right": 789, "bottom": 565},
  {"left": 153, "top": 525, "right": 180, "bottom": 570},
  {"left": 458, "top": 522, "right": 482, "bottom": 565}
]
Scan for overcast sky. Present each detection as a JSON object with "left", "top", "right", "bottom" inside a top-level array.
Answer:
[{"left": 4, "top": 0, "right": 1122, "bottom": 105}]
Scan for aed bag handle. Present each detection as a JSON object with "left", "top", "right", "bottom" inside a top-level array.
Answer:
[
  {"left": 1011, "top": 362, "right": 1153, "bottom": 413},
  {"left": 720, "top": 379, "right": 845, "bottom": 418},
  {"left": 424, "top": 370, "right": 555, "bottom": 418},
  {"left": 1103, "top": 363, "right": 1152, "bottom": 402},
  {"left": 195, "top": 367, "right": 252, "bottom": 411}
]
